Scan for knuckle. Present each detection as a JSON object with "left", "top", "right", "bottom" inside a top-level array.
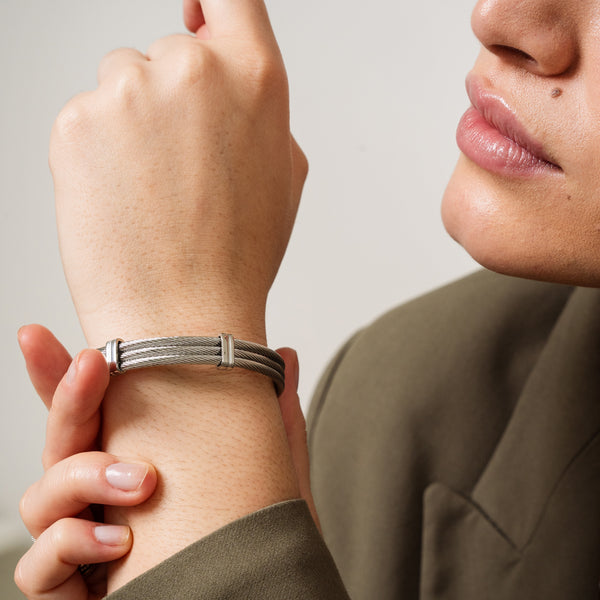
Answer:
[
  {"left": 51, "top": 95, "right": 91, "bottom": 143},
  {"left": 178, "top": 41, "right": 203, "bottom": 69},
  {"left": 174, "top": 44, "right": 217, "bottom": 86},
  {"left": 61, "top": 453, "right": 106, "bottom": 498},
  {"left": 100, "top": 47, "right": 123, "bottom": 67},
  {"left": 18, "top": 485, "right": 33, "bottom": 523},
  {"left": 14, "top": 557, "right": 29, "bottom": 594},
  {"left": 112, "top": 62, "right": 147, "bottom": 100},
  {"left": 49, "top": 518, "right": 71, "bottom": 555},
  {"left": 62, "top": 455, "right": 90, "bottom": 486}
]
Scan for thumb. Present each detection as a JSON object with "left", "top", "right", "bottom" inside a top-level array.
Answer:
[
  {"left": 183, "top": 0, "right": 277, "bottom": 43},
  {"left": 183, "top": 0, "right": 205, "bottom": 34},
  {"left": 276, "top": 348, "right": 321, "bottom": 532}
]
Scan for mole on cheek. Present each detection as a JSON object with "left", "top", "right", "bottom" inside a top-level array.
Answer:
[{"left": 551, "top": 88, "right": 563, "bottom": 98}]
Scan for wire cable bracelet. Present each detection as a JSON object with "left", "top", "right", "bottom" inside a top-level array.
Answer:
[{"left": 99, "top": 334, "right": 286, "bottom": 395}]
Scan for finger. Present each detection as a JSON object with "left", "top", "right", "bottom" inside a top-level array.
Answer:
[
  {"left": 18, "top": 325, "right": 72, "bottom": 410},
  {"left": 183, "top": 0, "right": 205, "bottom": 34},
  {"left": 43, "top": 349, "right": 109, "bottom": 469},
  {"left": 184, "top": 0, "right": 276, "bottom": 43},
  {"left": 15, "top": 519, "right": 131, "bottom": 599},
  {"left": 21, "top": 452, "right": 156, "bottom": 538},
  {"left": 97, "top": 47, "right": 148, "bottom": 85},
  {"left": 276, "top": 348, "right": 321, "bottom": 532}
]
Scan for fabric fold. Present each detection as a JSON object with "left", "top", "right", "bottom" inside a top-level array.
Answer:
[
  {"left": 421, "top": 430, "right": 600, "bottom": 598},
  {"left": 105, "top": 500, "right": 349, "bottom": 600},
  {"left": 471, "top": 286, "right": 600, "bottom": 549}
]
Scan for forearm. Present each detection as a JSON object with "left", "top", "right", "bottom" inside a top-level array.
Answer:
[
  {"left": 102, "top": 363, "right": 299, "bottom": 593},
  {"left": 50, "top": 4, "right": 306, "bottom": 592}
]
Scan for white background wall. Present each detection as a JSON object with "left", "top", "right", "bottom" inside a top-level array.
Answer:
[{"left": 0, "top": 0, "right": 478, "bottom": 549}]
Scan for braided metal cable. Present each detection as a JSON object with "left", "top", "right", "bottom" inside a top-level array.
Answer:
[{"left": 99, "top": 335, "right": 285, "bottom": 395}]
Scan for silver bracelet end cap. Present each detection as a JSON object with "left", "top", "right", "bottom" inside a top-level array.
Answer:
[{"left": 105, "top": 338, "right": 124, "bottom": 374}]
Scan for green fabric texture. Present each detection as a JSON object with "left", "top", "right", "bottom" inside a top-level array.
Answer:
[
  {"left": 105, "top": 500, "right": 349, "bottom": 599},
  {"left": 309, "top": 270, "right": 600, "bottom": 599},
  {"left": 0, "top": 545, "right": 27, "bottom": 599}
]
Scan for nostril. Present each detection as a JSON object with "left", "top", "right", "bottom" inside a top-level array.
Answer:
[
  {"left": 490, "top": 44, "right": 536, "bottom": 64},
  {"left": 471, "top": 1, "right": 578, "bottom": 78}
]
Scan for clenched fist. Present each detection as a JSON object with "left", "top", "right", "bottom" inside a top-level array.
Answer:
[{"left": 51, "top": 0, "right": 307, "bottom": 347}]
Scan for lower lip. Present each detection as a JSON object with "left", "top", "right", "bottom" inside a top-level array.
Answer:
[{"left": 456, "top": 107, "right": 560, "bottom": 178}]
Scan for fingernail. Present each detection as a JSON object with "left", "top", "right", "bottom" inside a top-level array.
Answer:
[
  {"left": 65, "top": 355, "right": 79, "bottom": 385},
  {"left": 94, "top": 525, "right": 130, "bottom": 546},
  {"left": 106, "top": 462, "right": 149, "bottom": 491}
]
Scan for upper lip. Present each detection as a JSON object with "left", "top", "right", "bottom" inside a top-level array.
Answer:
[{"left": 465, "top": 74, "right": 560, "bottom": 169}]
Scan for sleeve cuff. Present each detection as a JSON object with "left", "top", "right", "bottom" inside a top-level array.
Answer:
[{"left": 105, "top": 499, "right": 349, "bottom": 600}]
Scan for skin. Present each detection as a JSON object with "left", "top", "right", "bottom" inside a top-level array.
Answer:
[
  {"left": 16, "top": 326, "right": 155, "bottom": 600},
  {"left": 442, "top": 0, "right": 600, "bottom": 286},
  {"left": 17, "top": 0, "right": 313, "bottom": 597},
  {"left": 16, "top": 325, "right": 316, "bottom": 599},
  {"left": 18, "top": 0, "right": 600, "bottom": 597},
  {"left": 47, "top": 0, "right": 309, "bottom": 592}
]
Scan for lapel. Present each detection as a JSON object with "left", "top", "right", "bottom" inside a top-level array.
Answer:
[
  {"left": 421, "top": 285, "right": 600, "bottom": 599},
  {"left": 471, "top": 285, "right": 600, "bottom": 549}
]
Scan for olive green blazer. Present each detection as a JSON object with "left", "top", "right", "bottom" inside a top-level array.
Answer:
[{"left": 108, "top": 270, "right": 600, "bottom": 599}]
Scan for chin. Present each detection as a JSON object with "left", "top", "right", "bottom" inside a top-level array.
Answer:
[{"left": 441, "top": 156, "right": 600, "bottom": 288}]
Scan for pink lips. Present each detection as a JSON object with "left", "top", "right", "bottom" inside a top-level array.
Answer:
[{"left": 456, "top": 76, "right": 561, "bottom": 178}]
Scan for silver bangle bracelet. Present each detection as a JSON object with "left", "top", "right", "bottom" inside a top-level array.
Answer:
[{"left": 99, "top": 334, "right": 285, "bottom": 395}]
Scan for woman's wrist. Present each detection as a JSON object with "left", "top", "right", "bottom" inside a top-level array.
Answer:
[{"left": 101, "top": 361, "right": 300, "bottom": 591}]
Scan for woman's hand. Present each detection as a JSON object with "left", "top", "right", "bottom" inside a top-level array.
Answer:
[
  {"left": 15, "top": 325, "right": 157, "bottom": 600},
  {"left": 36, "top": 4, "right": 311, "bottom": 588},
  {"left": 15, "top": 326, "right": 319, "bottom": 597},
  {"left": 51, "top": 0, "right": 307, "bottom": 347},
  {"left": 276, "top": 348, "right": 321, "bottom": 532}
]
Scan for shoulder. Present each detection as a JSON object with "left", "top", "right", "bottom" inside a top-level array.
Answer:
[
  {"left": 310, "top": 269, "right": 572, "bottom": 426},
  {"left": 308, "top": 269, "right": 574, "bottom": 481},
  {"left": 351, "top": 268, "right": 573, "bottom": 367},
  {"left": 307, "top": 270, "right": 575, "bottom": 599}
]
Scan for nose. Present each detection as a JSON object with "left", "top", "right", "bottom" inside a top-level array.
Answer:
[{"left": 471, "top": 0, "right": 578, "bottom": 77}]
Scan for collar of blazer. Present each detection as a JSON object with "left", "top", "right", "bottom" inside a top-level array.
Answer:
[
  {"left": 471, "top": 284, "right": 600, "bottom": 550},
  {"left": 420, "top": 283, "right": 600, "bottom": 599}
]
